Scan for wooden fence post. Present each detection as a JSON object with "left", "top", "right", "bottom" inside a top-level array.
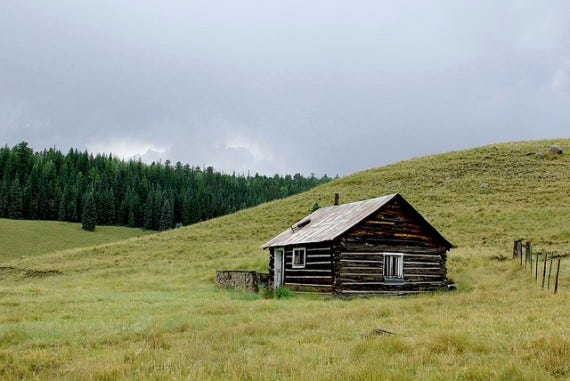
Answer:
[
  {"left": 529, "top": 248, "right": 532, "bottom": 272},
  {"left": 525, "top": 241, "right": 532, "bottom": 269},
  {"left": 541, "top": 253, "right": 548, "bottom": 289},
  {"left": 554, "top": 257, "right": 561, "bottom": 294},
  {"left": 535, "top": 253, "right": 539, "bottom": 281},
  {"left": 519, "top": 241, "right": 523, "bottom": 266},
  {"left": 548, "top": 255, "right": 554, "bottom": 289}
]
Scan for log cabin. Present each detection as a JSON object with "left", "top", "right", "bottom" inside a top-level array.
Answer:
[{"left": 262, "top": 193, "right": 453, "bottom": 296}]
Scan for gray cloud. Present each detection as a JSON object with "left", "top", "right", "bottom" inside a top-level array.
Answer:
[{"left": 1, "top": 1, "right": 569, "bottom": 176}]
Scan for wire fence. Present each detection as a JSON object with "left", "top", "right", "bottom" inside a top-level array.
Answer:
[{"left": 512, "top": 240, "right": 565, "bottom": 294}]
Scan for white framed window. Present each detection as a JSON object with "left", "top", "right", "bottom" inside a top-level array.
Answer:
[
  {"left": 292, "top": 247, "right": 306, "bottom": 268},
  {"left": 383, "top": 253, "right": 404, "bottom": 281}
]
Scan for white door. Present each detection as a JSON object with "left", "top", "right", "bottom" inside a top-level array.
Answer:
[{"left": 274, "top": 248, "right": 284, "bottom": 289}]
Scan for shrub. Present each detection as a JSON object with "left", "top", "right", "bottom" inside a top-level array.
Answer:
[{"left": 274, "top": 286, "right": 292, "bottom": 299}]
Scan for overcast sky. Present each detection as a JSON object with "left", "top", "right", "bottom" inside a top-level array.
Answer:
[{"left": 1, "top": 1, "right": 569, "bottom": 176}]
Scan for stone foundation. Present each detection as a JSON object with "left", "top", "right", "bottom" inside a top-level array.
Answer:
[{"left": 215, "top": 270, "right": 260, "bottom": 292}]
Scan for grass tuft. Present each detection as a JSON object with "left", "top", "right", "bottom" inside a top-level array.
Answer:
[{"left": 273, "top": 286, "right": 293, "bottom": 299}]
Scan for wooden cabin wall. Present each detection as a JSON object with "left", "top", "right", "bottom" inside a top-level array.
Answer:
[
  {"left": 268, "top": 248, "right": 275, "bottom": 290},
  {"left": 343, "top": 199, "right": 447, "bottom": 250},
  {"left": 269, "top": 244, "right": 334, "bottom": 292},
  {"left": 335, "top": 200, "right": 448, "bottom": 296},
  {"left": 334, "top": 250, "right": 447, "bottom": 295}
]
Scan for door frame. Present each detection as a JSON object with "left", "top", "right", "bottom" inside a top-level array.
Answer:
[{"left": 274, "top": 247, "right": 285, "bottom": 289}]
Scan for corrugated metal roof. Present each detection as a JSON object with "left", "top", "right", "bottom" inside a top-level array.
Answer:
[{"left": 262, "top": 194, "right": 397, "bottom": 248}]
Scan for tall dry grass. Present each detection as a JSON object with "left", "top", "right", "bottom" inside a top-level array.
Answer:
[{"left": 0, "top": 139, "right": 569, "bottom": 379}]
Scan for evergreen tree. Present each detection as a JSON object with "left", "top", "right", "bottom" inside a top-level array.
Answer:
[
  {"left": 57, "top": 191, "right": 67, "bottom": 221},
  {"left": 0, "top": 179, "right": 7, "bottom": 218},
  {"left": 22, "top": 178, "right": 33, "bottom": 218},
  {"left": 181, "top": 187, "right": 194, "bottom": 225},
  {"left": 8, "top": 178, "right": 23, "bottom": 219},
  {"left": 68, "top": 186, "right": 78, "bottom": 222},
  {"left": 131, "top": 192, "right": 142, "bottom": 226},
  {"left": 82, "top": 192, "right": 97, "bottom": 231},
  {"left": 98, "top": 188, "right": 115, "bottom": 225},
  {"left": 159, "top": 200, "right": 173, "bottom": 231},
  {"left": 128, "top": 208, "right": 136, "bottom": 227},
  {"left": 38, "top": 160, "right": 58, "bottom": 219},
  {"left": 152, "top": 187, "right": 163, "bottom": 230},
  {"left": 143, "top": 190, "right": 154, "bottom": 230}
]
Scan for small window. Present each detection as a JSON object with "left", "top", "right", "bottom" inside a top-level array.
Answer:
[
  {"left": 383, "top": 253, "right": 403, "bottom": 281},
  {"left": 292, "top": 247, "right": 306, "bottom": 268}
]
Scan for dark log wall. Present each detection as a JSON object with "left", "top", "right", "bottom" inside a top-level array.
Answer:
[
  {"left": 335, "top": 199, "right": 448, "bottom": 296},
  {"left": 269, "top": 244, "right": 333, "bottom": 292},
  {"left": 342, "top": 199, "right": 446, "bottom": 250}
]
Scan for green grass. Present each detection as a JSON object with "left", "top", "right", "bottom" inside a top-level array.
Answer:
[
  {"left": 0, "top": 219, "right": 151, "bottom": 263},
  {"left": 0, "top": 139, "right": 569, "bottom": 380}
]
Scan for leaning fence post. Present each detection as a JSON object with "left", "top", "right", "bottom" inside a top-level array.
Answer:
[
  {"left": 554, "top": 257, "right": 561, "bottom": 294},
  {"left": 541, "top": 253, "right": 548, "bottom": 289}
]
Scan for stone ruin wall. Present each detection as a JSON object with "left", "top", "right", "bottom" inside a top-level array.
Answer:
[{"left": 215, "top": 271, "right": 258, "bottom": 292}]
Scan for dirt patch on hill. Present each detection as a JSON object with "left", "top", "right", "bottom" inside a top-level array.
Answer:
[{"left": 0, "top": 266, "right": 62, "bottom": 279}]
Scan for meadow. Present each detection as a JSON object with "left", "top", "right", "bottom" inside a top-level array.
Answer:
[
  {"left": 0, "top": 139, "right": 569, "bottom": 380},
  {"left": 0, "top": 219, "right": 150, "bottom": 263}
]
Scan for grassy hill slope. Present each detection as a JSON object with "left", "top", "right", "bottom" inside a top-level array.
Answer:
[
  {"left": 0, "top": 219, "right": 150, "bottom": 263},
  {"left": 0, "top": 139, "right": 569, "bottom": 380}
]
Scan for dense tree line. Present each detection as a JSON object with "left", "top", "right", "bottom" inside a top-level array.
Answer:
[{"left": 0, "top": 142, "right": 331, "bottom": 230}]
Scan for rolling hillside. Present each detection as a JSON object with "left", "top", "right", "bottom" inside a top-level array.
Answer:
[
  {"left": 0, "top": 139, "right": 569, "bottom": 380},
  {"left": 0, "top": 219, "right": 150, "bottom": 263}
]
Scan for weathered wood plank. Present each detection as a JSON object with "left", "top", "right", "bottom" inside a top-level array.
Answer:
[
  {"left": 404, "top": 274, "right": 445, "bottom": 278},
  {"left": 284, "top": 282, "right": 332, "bottom": 288},
  {"left": 285, "top": 283, "right": 333, "bottom": 292},
  {"left": 286, "top": 269, "right": 331, "bottom": 273},
  {"left": 341, "top": 251, "right": 441, "bottom": 257},
  {"left": 404, "top": 261, "right": 442, "bottom": 266},
  {"left": 339, "top": 281, "right": 446, "bottom": 288},
  {"left": 340, "top": 259, "right": 384, "bottom": 263},
  {"left": 403, "top": 268, "right": 446, "bottom": 274},
  {"left": 339, "top": 273, "right": 383, "bottom": 277},
  {"left": 341, "top": 266, "right": 382, "bottom": 271},
  {"left": 306, "top": 261, "right": 332, "bottom": 266},
  {"left": 306, "top": 247, "right": 331, "bottom": 252},
  {"left": 286, "top": 275, "right": 332, "bottom": 279},
  {"left": 337, "top": 290, "right": 441, "bottom": 296}
]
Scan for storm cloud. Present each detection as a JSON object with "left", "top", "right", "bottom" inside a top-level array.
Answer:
[{"left": 1, "top": 1, "right": 569, "bottom": 175}]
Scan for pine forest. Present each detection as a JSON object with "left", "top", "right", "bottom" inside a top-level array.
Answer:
[{"left": 0, "top": 142, "right": 331, "bottom": 230}]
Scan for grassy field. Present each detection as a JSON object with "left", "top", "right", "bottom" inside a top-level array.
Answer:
[
  {"left": 0, "top": 139, "right": 569, "bottom": 380},
  {"left": 0, "top": 219, "right": 150, "bottom": 263}
]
